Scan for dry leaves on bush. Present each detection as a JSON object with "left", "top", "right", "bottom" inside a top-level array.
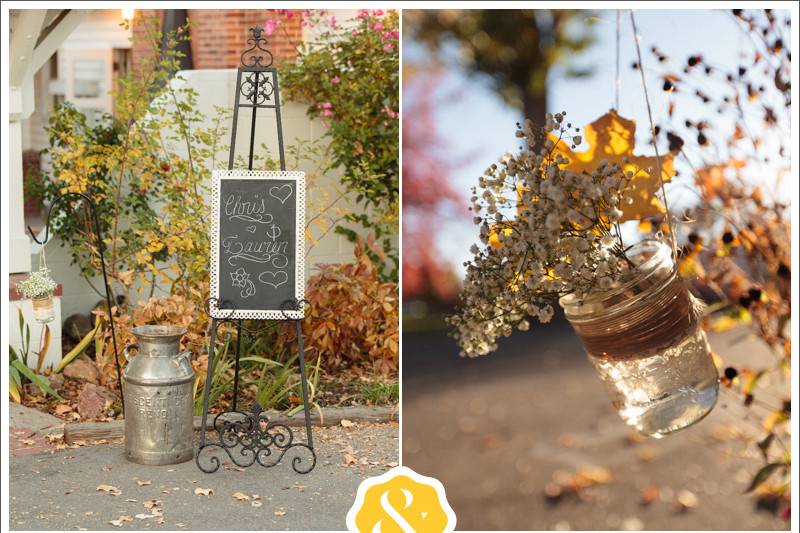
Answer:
[
  {"left": 94, "top": 294, "right": 210, "bottom": 389},
  {"left": 297, "top": 241, "right": 398, "bottom": 373}
]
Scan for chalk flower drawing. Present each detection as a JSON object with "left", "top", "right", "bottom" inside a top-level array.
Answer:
[{"left": 231, "top": 267, "right": 256, "bottom": 298}]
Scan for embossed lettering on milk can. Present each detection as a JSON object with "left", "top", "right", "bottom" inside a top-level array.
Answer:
[{"left": 123, "top": 325, "right": 194, "bottom": 465}]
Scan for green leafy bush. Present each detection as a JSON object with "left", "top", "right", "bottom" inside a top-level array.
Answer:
[{"left": 278, "top": 9, "right": 400, "bottom": 279}]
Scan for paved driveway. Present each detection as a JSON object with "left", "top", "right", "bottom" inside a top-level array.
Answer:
[{"left": 10, "top": 422, "right": 398, "bottom": 531}]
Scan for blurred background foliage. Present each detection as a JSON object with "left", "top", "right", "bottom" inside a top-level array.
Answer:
[{"left": 405, "top": 9, "right": 596, "bottom": 125}]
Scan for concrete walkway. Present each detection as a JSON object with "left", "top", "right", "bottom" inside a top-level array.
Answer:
[{"left": 9, "top": 421, "right": 398, "bottom": 530}]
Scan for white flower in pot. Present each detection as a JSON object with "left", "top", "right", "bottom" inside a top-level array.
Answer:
[{"left": 16, "top": 268, "right": 58, "bottom": 323}]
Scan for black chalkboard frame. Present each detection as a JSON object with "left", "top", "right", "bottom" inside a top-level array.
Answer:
[{"left": 209, "top": 169, "right": 306, "bottom": 320}]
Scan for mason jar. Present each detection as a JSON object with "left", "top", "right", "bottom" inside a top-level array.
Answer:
[
  {"left": 31, "top": 293, "right": 55, "bottom": 323},
  {"left": 559, "top": 240, "right": 719, "bottom": 437}
]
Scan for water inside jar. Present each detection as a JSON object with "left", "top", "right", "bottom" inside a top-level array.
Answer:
[{"left": 587, "top": 326, "right": 719, "bottom": 437}]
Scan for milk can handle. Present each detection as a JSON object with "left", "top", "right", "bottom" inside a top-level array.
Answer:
[
  {"left": 123, "top": 343, "right": 139, "bottom": 362},
  {"left": 177, "top": 350, "right": 191, "bottom": 364}
]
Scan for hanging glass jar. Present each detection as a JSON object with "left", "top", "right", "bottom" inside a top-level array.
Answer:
[
  {"left": 559, "top": 240, "right": 719, "bottom": 437},
  {"left": 16, "top": 247, "right": 57, "bottom": 324},
  {"left": 31, "top": 293, "right": 55, "bottom": 323}
]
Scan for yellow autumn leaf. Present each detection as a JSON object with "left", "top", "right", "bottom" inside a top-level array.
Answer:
[
  {"left": 548, "top": 110, "right": 675, "bottom": 221},
  {"left": 135, "top": 250, "right": 151, "bottom": 265},
  {"left": 117, "top": 270, "right": 135, "bottom": 286},
  {"left": 146, "top": 241, "right": 165, "bottom": 253},
  {"left": 488, "top": 223, "right": 514, "bottom": 249}
]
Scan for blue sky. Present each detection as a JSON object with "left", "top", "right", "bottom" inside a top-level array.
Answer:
[{"left": 404, "top": 9, "right": 789, "bottom": 274}]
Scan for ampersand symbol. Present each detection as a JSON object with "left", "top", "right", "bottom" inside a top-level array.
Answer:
[{"left": 347, "top": 467, "right": 456, "bottom": 533}]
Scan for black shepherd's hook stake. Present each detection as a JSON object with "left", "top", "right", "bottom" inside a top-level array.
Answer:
[{"left": 27, "top": 192, "right": 125, "bottom": 415}]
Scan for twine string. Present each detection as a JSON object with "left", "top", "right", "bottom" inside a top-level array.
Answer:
[
  {"left": 629, "top": 10, "right": 678, "bottom": 260},
  {"left": 39, "top": 242, "right": 47, "bottom": 272}
]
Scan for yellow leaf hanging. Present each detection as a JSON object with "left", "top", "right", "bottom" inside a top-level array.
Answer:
[
  {"left": 488, "top": 223, "right": 514, "bottom": 249},
  {"left": 548, "top": 110, "right": 675, "bottom": 221}
]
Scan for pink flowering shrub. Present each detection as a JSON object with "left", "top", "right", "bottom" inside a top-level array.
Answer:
[{"left": 268, "top": 9, "right": 400, "bottom": 279}]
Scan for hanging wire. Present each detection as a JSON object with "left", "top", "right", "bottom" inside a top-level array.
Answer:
[
  {"left": 629, "top": 10, "right": 678, "bottom": 260},
  {"left": 615, "top": 10, "right": 621, "bottom": 111}
]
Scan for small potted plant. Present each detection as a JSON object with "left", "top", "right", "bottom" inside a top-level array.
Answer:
[{"left": 16, "top": 267, "right": 58, "bottom": 323}]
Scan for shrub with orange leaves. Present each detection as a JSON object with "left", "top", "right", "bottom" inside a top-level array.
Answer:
[
  {"left": 94, "top": 294, "right": 211, "bottom": 389},
  {"left": 298, "top": 241, "right": 399, "bottom": 374}
]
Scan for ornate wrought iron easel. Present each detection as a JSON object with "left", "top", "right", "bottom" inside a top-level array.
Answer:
[
  {"left": 195, "top": 27, "right": 316, "bottom": 474},
  {"left": 27, "top": 193, "right": 124, "bottom": 413}
]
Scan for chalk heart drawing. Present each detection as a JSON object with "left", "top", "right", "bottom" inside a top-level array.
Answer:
[
  {"left": 246, "top": 225, "right": 257, "bottom": 233},
  {"left": 258, "top": 270, "right": 288, "bottom": 288},
  {"left": 269, "top": 184, "right": 293, "bottom": 204}
]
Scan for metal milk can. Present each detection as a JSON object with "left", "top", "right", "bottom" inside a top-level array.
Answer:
[{"left": 123, "top": 325, "right": 194, "bottom": 465}]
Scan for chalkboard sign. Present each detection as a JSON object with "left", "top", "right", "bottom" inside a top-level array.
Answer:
[{"left": 209, "top": 170, "right": 305, "bottom": 320}]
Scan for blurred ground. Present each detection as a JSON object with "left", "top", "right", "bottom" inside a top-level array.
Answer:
[{"left": 402, "top": 317, "right": 789, "bottom": 531}]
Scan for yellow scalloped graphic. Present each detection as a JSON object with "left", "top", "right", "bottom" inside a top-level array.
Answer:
[{"left": 347, "top": 466, "right": 456, "bottom": 532}]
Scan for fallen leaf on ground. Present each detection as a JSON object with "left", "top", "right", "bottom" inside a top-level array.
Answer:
[
  {"left": 46, "top": 433, "right": 64, "bottom": 443},
  {"left": 251, "top": 500, "right": 263, "bottom": 508},
  {"left": 54, "top": 404, "right": 73, "bottom": 415},
  {"left": 637, "top": 446, "right": 658, "bottom": 462},
  {"left": 96, "top": 484, "right": 122, "bottom": 496},
  {"left": 108, "top": 515, "right": 132, "bottom": 527},
  {"left": 641, "top": 485, "right": 659, "bottom": 505},
  {"left": 340, "top": 419, "right": 356, "bottom": 428},
  {"left": 385, "top": 461, "right": 399, "bottom": 468},
  {"left": 576, "top": 465, "right": 612, "bottom": 485},
  {"left": 676, "top": 489, "right": 699, "bottom": 511},
  {"left": 224, "top": 465, "right": 244, "bottom": 472},
  {"left": 621, "top": 517, "right": 644, "bottom": 531},
  {"left": 135, "top": 513, "right": 158, "bottom": 520},
  {"left": 136, "top": 479, "right": 151, "bottom": 486},
  {"left": 232, "top": 492, "right": 250, "bottom": 501},
  {"left": 342, "top": 453, "right": 357, "bottom": 466},
  {"left": 19, "top": 439, "right": 36, "bottom": 446},
  {"left": 194, "top": 487, "right": 213, "bottom": 496},
  {"left": 274, "top": 511, "right": 286, "bottom": 516},
  {"left": 143, "top": 499, "right": 161, "bottom": 510}
]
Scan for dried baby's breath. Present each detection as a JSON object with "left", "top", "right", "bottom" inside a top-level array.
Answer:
[{"left": 448, "top": 113, "right": 643, "bottom": 357}]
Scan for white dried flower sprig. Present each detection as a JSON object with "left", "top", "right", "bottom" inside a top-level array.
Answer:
[
  {"left": 448, "top": 112, "right": 645, "bottom": 357},
  {"left": 16, "top": 268, "right": 58, "bottom": 300}
]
